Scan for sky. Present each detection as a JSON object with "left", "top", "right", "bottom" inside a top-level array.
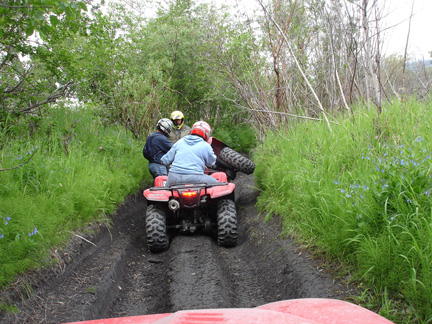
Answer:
[
  {"left": 211, "top": 0, "right": 432, "bottom": 59},
  {"left": 381, "top": 0, "right": 432, "bottom": 58},
  {"left": 116, "top": 0, "right": 431, "bottom": 59}
]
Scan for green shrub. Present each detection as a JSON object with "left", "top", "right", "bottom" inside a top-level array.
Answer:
[{"left": 212, "top": 122, "right": 257, "bottom": 153}]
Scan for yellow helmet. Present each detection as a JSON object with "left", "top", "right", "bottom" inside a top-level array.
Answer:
[{"left": 170, "top": 110, "right": 184, "bottom": 129}]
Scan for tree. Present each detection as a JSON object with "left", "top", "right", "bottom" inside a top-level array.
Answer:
[{"left": 0, "top": 0, "right": 90, "bottom": 124}]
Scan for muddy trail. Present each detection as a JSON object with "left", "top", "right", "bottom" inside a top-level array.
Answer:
[{"left": 0, "top": 173, "right": 353, "bottom": 324}]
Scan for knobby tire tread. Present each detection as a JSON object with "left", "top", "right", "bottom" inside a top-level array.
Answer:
[
  {"left": 219, "top": 147, "right": 255, "bottom": 175},
  {"left": 145, "top": 204, "right": 169, "bottom": 253},
  {"left": 217, "top": 199, "right": 238, "bottom": 247}
]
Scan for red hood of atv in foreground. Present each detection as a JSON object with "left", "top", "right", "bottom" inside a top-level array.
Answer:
[{"left": 65, "top": 298, "right": 394, "bottom": 324}]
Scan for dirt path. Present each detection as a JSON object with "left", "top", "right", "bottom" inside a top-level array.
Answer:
[{"left": 0, "top": 173, "right": 352, "bottom": 324}]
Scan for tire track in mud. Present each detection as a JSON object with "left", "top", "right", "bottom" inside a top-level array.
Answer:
[
  {"left": 0, "top": 174, "right": 351, "bottom": 324},
  {"left": 106, "top": 175, "right": 272, "bottom": 317},
  {"left": 107, "top": 173, "right": 347, "bottom": 318},
  {"left": 167, "top": 236, "right": 230, "bottom": 310}
]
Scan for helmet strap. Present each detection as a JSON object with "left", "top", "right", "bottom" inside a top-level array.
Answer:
[{"left": 191, "top": 133, "right": 205, "bottom": 140}]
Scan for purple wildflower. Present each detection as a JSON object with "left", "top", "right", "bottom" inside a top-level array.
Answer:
[{"left": 28, "top": 227, "right": 38, "bottom": 236}]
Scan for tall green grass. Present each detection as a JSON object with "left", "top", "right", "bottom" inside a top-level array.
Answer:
[
  {"left": 254, "top": 100, "right": 432, "bottom": 323},
  {"left": 0, "top": 105, "right": 150, "bottom": 290}
]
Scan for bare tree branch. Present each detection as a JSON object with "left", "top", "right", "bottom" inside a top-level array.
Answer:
[
  {"left": 402, "top": 0, "right": 415, "bottom": 75},
  {"left": 244, "top": 107, "right": 339, "bottom": 124},
  {"left": 19, "top": 82, "right": 74, "bottom": 114},
  {"left": 326, "top": 12, "right": 352, "bottom": 116},
  {"left": 258, "top": 0, "right": 333, "bottom": 132}
]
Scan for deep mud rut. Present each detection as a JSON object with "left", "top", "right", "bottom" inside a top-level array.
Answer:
[{"left": 0, "top": 174, "right": 353, "bottom": 324}]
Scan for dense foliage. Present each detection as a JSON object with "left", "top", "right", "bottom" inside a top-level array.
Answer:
[
  {"left": 1, "top": 0, "right": 431, "bottom": 322},
  {"left": 254, "top": 100, "right": 432, "bottom": 323},
  {"left": 0, "top": 0, "right": 92, "bottom": 122},
  {"left": 1, "top": 0, "right": 256, "bottom": 139}
]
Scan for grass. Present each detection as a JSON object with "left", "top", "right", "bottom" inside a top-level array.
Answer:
[
  {"left": 253, "top": 99, "right": 432, "bottom": 323},
  {"left": 0, "top": 104, "right": 151, "bottom": 290}
]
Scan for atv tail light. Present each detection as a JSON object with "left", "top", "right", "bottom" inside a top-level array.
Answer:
[{"left": 181, "top": 190, "right": 198, "bottom": 198}]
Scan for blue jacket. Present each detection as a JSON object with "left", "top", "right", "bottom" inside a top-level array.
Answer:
[
  {"left": 161, "top": 135, "right": 216, "bottom": 174},
  {"left": 143, "top": 132, "right": 173, "bottom": 164}
]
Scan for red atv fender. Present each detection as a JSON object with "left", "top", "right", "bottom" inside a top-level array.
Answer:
[
  {"left": 64, "top": 298, "right": 395, "bottom": 324},
  {"left": 144, "top": 172, "right": 235, "bottom": 202}
]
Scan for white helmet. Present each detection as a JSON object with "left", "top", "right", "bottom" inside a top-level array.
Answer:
[
  {"left": 157, "top": 118, "right": 174, "bottom": 137},
  {"left": 191, "top": 121, "right": 211, "bottom": 141}
]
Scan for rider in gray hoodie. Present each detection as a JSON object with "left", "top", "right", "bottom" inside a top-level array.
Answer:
[{"left": 161, "top": 121, "right": 218, "bottom": 187}]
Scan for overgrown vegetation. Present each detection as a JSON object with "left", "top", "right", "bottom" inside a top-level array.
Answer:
[
  {"left": 212, "top": 122, "right": 257, "bottom": 154},
  {"left": 2, "top": 0, "right": 432, "bottom": 321},
  {"left": 0, "top": 103, "right": 256, "bottom": 292},
  {"left": 0, "top": 106, "right": 149, "bottom": 289},
  {"left": 254, "top": 100, "right": 432, "bottom": 323}
]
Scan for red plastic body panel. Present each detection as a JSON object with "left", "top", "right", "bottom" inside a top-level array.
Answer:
[
  {"left": 64, "top": 299, "right": 394, "bottom": 324},
  {"left": 256, "top": 298, "right": 395, "bottom": 324},
  {"left": 154, "top": 175, "right": 168, "bottom": 187},
  {"left": 143, "top": 172, "right": 234, "bottom": 202},
  {"left": 206, "top": 183, "right": 235, "bottom": 198}
]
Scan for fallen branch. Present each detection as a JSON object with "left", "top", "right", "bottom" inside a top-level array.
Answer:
[
  {"left": 19, "top": 82, "right": 74, "bottom": 114},
  {"left": 244, "top": 107, "right": 339, "bottom": 124}
]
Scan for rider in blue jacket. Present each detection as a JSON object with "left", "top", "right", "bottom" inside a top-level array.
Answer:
[
  {"left": 143, "top": 118, "right": 174, "bottom": 181},
  {"left": 161, "top": 121, "right": 218, "bottom": 187}
]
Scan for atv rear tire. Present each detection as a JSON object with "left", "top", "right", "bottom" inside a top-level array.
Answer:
[
  {"left": 145, "top": 204, "right": 169, "bottom": 253},
  {"left": 219, "top": 147, "right": 255, "bottom": 175},
  {"left": 217, "top": 199, "right": 238, "bottom": 247}
]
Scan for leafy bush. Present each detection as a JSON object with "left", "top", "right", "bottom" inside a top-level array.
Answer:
[{"left": 212, "top": 122, "right": 257, "bottom": 154}]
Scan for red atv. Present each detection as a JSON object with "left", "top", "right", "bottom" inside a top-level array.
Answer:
[
  {"left": 66, "top": 298, "right": 395, "bottom": 324},
  {"left": 143, "top": 137, "right": 255, "bottom": 253}
]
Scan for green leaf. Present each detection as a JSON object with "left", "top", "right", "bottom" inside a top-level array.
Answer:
[
  {"left": 50, "top": 15, "right": 59, "bottom": 27},
  {"left": 38, "top": 25, "right": 50, "bottom": 40},
  {"left": 34, "top": 10, "right": 45, "bottom": 21},
  {"left": 78, "top": 2, "right": 87, "bottom": 11},
  {"left": 25, "top": 24, "right": 34, "bottom": 37}
]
